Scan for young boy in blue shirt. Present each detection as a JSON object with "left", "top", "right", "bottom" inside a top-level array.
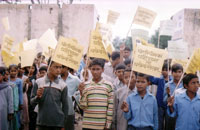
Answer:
[
  {"left": 163, "top": 63, "right": 183, "bottom": 130},
  {"left": 167, "top": 73, "right": 200, "bottom": 130},
  {"left": 121, "top": 73, "right": 158, "bottom": 130},
  {"left": 150, "top": 62, "right": 172, "bottom": 130}
]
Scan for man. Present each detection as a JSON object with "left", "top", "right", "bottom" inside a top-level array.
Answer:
[{"left": 31, "top": 59, "right": 68, "bottom": 130}]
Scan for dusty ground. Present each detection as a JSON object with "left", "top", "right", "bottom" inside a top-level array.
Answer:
[{"left": 74, "top": 112, "right": 82, "bottom": 130}]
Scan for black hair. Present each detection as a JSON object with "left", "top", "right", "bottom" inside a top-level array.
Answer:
[
  {"left": 111, "top": 51, "right": 120, "bottom": 61},
  {"left": 124, "top": 67, "right": 131, "bottom": 72},
  {"left": 137, "top": 73, "right": 150, "bottom": 82},
  {"left": 115, "top": 63, "right": 126, "bottom": 71},
  {"left": 32, "top": 64, "right": 38, "bottom": 76},
  {"left": 69, "top": 68, "right": 74, "bottom": 74},
  {"left": 108, "top": 53, "right": 111, "bottom": 59},
  {"left": 9, "top": 64, "right": 18, "bottom": 72},
  {"left": 83, "top": 54, "right": 87, "bottom": 59},
  {"left": 124, "top": 46, "right": 131, "bottom": 51},
  {"left": 183, "top": 73, "right": 198, "bottom": 86},
  {"left": 0, "top": 67, "right": 6, "bottom": 76},
  {"left": 37, "top": 52, "right": 42, "bottom": 58},
  {"left": 24, "top": 64, "right": 37, "bottom": 76},
  {"left": 90, "top": 58, "right": 105, "bottom": 68},
  {"left": 42, "top": 55, "right": 45, "bottom": 60},
  {"left": 47, "top": 57, "right": 55, "bottom": 67},
  {"left": 124, "top": 67, "right": 137, "bottom": 76},
  {"left": 124, "top": 58, "right": 131, "bottom": 66},
  {"left": 39, "top": 66, "right": 47, "bottom": 72},
  {"left": 171, "top": 63, "right": 183, "bottom": 73},
  {"left": 162, "top": 63, "right": 171, "bottom": 71}
]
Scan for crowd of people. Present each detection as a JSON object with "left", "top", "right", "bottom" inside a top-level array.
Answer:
[{"left": 0, "top": 46, "right": 200, "bottom": 130}]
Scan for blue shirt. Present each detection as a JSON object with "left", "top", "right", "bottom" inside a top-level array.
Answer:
[
  {"left": 150, "top": 75, "right": 172, "bottom": 108},
  {"left": 163, "top": 80, "right": 183, "bottom": 105},
  {"left": 9, "top": 78, "right": 23, "bottom": 105},
  {"left": 167, "top": 92, "right": 200, "bottom": 130},
  {"left": 64, "top": 73, "right": 81, "bottom": 115},
  {"left": 65, "top": 73, "right": 81, "bottom": 97},
  {"left": 77, "top": 60, "right": 86, "bottom": 78},
  {"left": 124, "top": 91, "right": 158, "bottom": 130}
]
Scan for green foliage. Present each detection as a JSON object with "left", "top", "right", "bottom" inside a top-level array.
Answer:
[{"left": 150, "top": 30, "right": 172, "bottom": 49}]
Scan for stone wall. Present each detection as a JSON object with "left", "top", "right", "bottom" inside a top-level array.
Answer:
[{"left": 0, "top": 4, "right": 98, "bottom": 52}]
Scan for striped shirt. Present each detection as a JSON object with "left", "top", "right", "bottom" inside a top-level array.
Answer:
[{"left": 80, "top": 78, "right": 114, "bottom": 130}]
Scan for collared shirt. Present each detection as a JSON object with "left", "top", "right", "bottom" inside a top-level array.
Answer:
[
  {"left": 65, "top": 73, "right": 81, "bottom": 97},
  {"left": 62, "top": 73, "right": 81, "bottom": 115},
  {"left": 104, "top": 62, "right": 116, "bottom": 83},
  {"left": 31, "top": 75, "right": 68, "bottom": 127},
  {"left": 150, "top": 75, "right": 173, "bottom": 108},
  {"left": 80, "top": 69, "right": 113, "bottom": 83},
  {"left": 113, "top": 77, "right": 125, "bottom": 92},
  {"left": 163, "top": 80, "right": 183, "bottom": 105},
  {"left": 175, "top": 87, "right": 200, "bottom": 95},
  {"left": 77, "top": 60, "right": 86, "bottom": 77},
  {"left": 124, "top": 91, "right": 158, "bottom": 130},
  {"left": 80, "top": 78, "right": 114, "bottom": 130},
  {"left": 167, "top": 92, "right": 200, "bottom": 130},
  {"left": 113, "top": 86, "right": 136, "bottom": 130}
]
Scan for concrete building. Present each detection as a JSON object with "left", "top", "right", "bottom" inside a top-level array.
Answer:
[{"left": 171, "top": 8, "right": 200, "bottom": 56}]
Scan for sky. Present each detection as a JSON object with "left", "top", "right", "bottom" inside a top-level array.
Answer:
[{"left": 73, "top": 0, "right": 200, "bottom": 38}]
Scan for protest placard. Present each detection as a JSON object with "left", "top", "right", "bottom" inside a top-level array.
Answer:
[
  {"left": 168, "top": 39, "right": 189, "bottom": 60},
  {"left": 107, "top": 10, "right": 120, "bottom": 25},
  {"left": 20, "top": 50, "right": 37, "bottom": 68},
  {"left": 132, "top": 45, "right": 168, "bottom": 77},
  {"left": 159, "top": 20, "right": 176, "bottom": 36},
  {"left": 133, "top": 6, "right": 157, "bottom": 28},
  {"left": 2, "top": 17, "right": 10, "bottom": 31},
  {"left": 2, "top": 34, "right": 14, "bottom": 52},
  {"left": 1, "top": 50, "right": 20, "bottom": 67},
  {"left": 106, "top": 42, "right": 115, "bottom": 55},
  {"left": 38, "top": 29, "right": 57, "bottom": 52},
  {"left": 186, "top": 48, "right": 200, "bottom": 74},
  {"left": 96, "top": 23, "right": 113, "bottom": 47},
  {"left": 88, "top": 30, "right": 109, "bottom": 60},
  {"left": 52, "top": 37, "right": 84, "bottom": 70},
  {"left": 23, "top": 39, "right": 38, "bottom": 51}
]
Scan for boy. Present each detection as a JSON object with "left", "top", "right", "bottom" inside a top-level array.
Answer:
[
  {"left": 124, "top": 58, "right": 131, "bottom": 68},
  {"left": 37, "top": 66, "right": 47, "bottom": 78},
  {"left": 31, "top": 59, "right": 68, "bottom": 130},
  {"left": 104, "top": 51, "right": 121, "bottom": 82},
  {"left": 61, "top": 65, "right": 81, "bottom": 130},
  {"left": 0, "top": 67, "right": 14, "bottom": 130},
  {"left": 167, "top": 73, "right": 200, "bottom": 130},
  {"left": 113, "top": 67, "right": 137, "bottom": 130},
  {"left": 163, "top": 63, "right": 183, "bottom": 130},
  {"left": 149, "top": 62, "right": 172, "bottom": 130},
  {"left": 79, "top": 58, "right": 113, "bottom": 130},
  {"left": 121, "top": 73, "right": 158, "bottom": 130},
  {"left": 113, "top": 63, "right": 126, "bottom": 91},
  {"left": 123, "top": 47, "right": 131, "bottom": 60}
]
